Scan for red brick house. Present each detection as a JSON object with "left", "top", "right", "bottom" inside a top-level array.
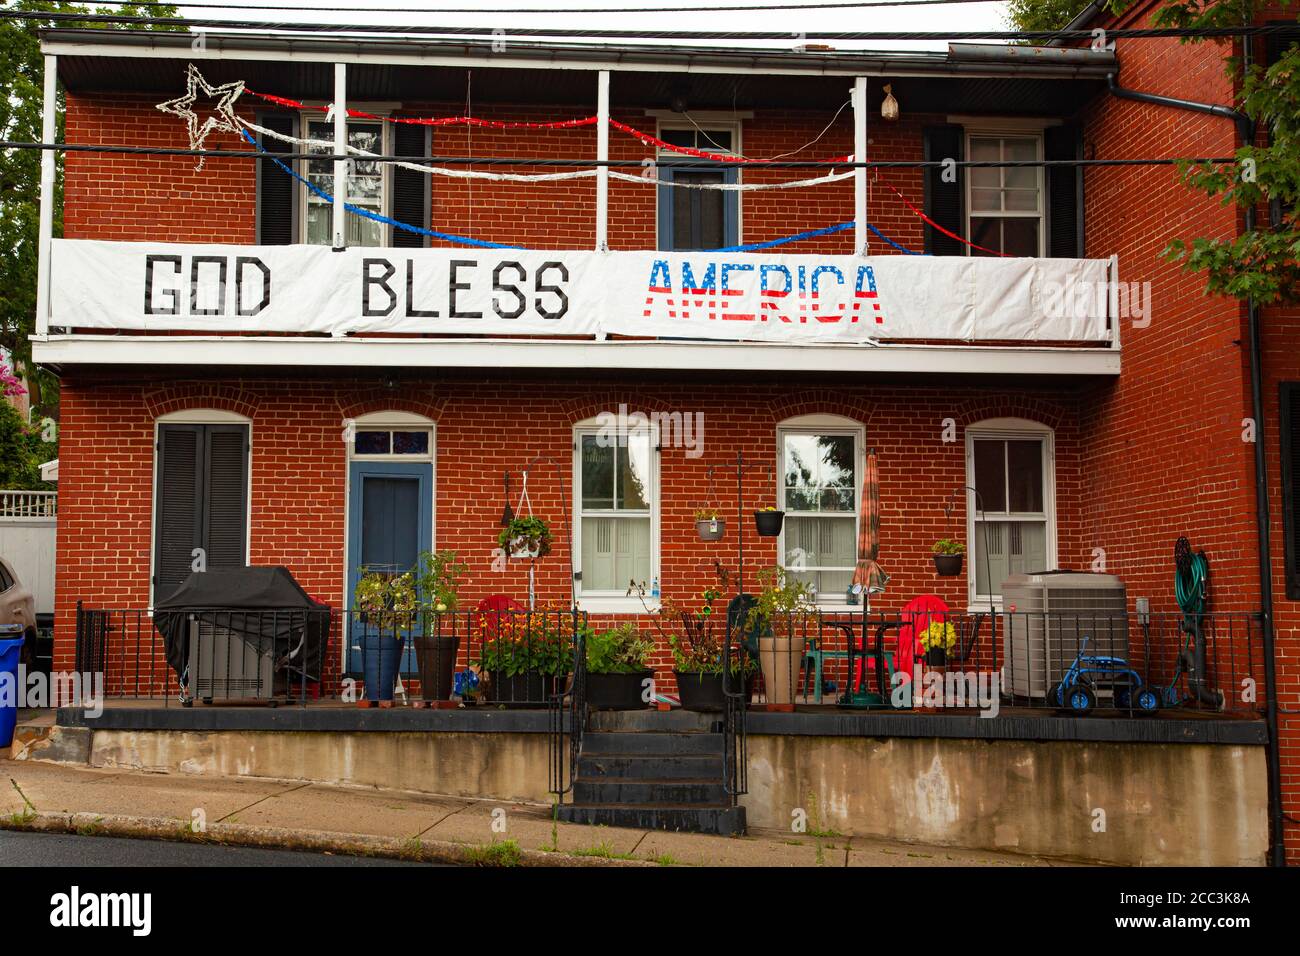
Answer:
[{"left": 27, "top": 7, "right": 1299, "bottom": 862}]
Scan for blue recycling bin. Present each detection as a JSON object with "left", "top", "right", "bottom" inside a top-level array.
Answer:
[{"left": 0, "top": 624, "right": 25, "bottom": 748}]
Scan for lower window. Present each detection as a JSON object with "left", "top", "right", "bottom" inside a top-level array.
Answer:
[
  {"left": 575, "top": 427, "right": 655, "bottom": 597},
  {"left": 967, "top": 427, "right": 1054, "bottom": 602}
]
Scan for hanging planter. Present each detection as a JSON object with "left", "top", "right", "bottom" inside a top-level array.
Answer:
[
  {"left": 754, "top": 508, "right": 785, "bottom": 537},
  {"left": 499, "top": 515, "right": 552, "bottom": 561},
  {"left": 694, "top": 508, "right": 726, "bottom": 542},
  {"left": 932, "top": 539, "right": 965, "bottom": 577}
]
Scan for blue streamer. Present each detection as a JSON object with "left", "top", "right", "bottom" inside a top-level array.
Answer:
[{"left": 242, "top": 129, "right": 921, "bottom": 256}]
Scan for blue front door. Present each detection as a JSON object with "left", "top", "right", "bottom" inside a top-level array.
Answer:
[{"left": 346, "top": 460, "right": 433, "bottom": 674}]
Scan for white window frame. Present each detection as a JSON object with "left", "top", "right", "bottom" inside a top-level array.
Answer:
[
  {"left": 964, "top": 418, "right": 1057, "bottom": 610},
  {"left": 776, "top": 414, "right": 865, "bottom": 610},
  {"left": 572, "top": 416, "right": 660, "bottom": 614},
  {"left": 963, "top": 128, "right": 1045, "bottom": 258},
  {"left": 654, "top": 118, "right": 744, "bottom": 251},
  {"left": 347, "top": 411, "right": 436, "bottom": 463},
  {"left": 149, "top": 408, "right": 253, "bottom": 608},
  {"left": 299, "top": 111, "right": 391, "bottom": 247}
]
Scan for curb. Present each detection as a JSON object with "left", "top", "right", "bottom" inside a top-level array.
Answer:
[{"left": 0, "top": 811, "right": 656, "bottom": 868}]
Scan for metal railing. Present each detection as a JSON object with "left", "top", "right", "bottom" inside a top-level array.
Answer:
[
  {"left": 74, "top": 603, "right": 588, "bottom": 709},
  {"left": 0, "top": 489, "right": 56, "bottom": 518},
  {"left": 548, "top": 625, "right": 587, "bottom": 802}
]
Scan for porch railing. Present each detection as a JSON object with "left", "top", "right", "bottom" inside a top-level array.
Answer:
[
  {"left": 0, "top": 489, "right": 57, "bottom": 519},
  {"left": 548, "top": 624, "right": 588, "bottom": 803}
]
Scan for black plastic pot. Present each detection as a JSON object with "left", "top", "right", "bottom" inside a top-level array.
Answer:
[
  {"left": 489, "top": 669, "right": 546, "bottom": 706},
  {"left": 923, "top": 647, "right": 948, "bottom": 667},
  {"left": 674, "top": 670, "right": 727, "bottom": 711},
  {"left": 586, "top": 670, "right": 653, "bottom": 710},
  {"left": 754, "top": 510, "right": 785, "bottom": 537},
  {"left": 414, "top": 634, "right": 459, "bottom": 702},
  {"left": 695, "top": 518, "right": 726, "bottom": 542},
  {"left": 933, "top": 553, "right": 964, "bottom": 577}
]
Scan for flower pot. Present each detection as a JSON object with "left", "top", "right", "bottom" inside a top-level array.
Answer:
[
  {"left": 489, "top": 669, "right": 546, "bottom": 706},
  {"left": 695, "top": 518, "right": 726, "bottom": 542},
  {"left": 933, "top": 553, "right": 964, "bottom": 577},
  {"left": 509, "top": 536, "right": 542, "bottom": 560},
  {"left": 923, "top": 647, "right": 948, "bottom": 668},
  {"left": 674, "top": 670, "right": 727, "bottom": 711},
  {"left": 754, "top": 510, "right": 785, "bottom": 537},
  {"left": 361, "top": 632, "right": 403, "bottom": 703},
  {"left": 586, "top": 670, "right": 653, "bottom": 710},
  {"left": 414, "top": 634, "right": 460, "bottom": 702},
  {"left": 758, "top": 634, "right": 801, "bottom": 705}
]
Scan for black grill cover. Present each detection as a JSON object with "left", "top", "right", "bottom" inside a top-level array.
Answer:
[{"left": 154, "top": 567, "right": 330, "bottom": 681}]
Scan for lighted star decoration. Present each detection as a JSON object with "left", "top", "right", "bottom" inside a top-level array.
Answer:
[{"left": 156, "top": 63, "right": 246, "bottom": 170}]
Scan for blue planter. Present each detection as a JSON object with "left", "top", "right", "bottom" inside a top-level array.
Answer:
[{"left": 362, "top": 632, "right": 404, "bottom": 702}]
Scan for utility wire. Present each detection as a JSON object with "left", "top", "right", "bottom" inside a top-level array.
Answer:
[
  {"left": 27, "top": 0, "right": 1025, "bottom": 11},
  {"left": 3, "top": 10, "right": 1294, "bottom": 41},
  {"left": 0, "top": 140, "right": 1242, "bottom": 167}
]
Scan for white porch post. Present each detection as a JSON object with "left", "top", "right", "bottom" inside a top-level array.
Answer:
[
  {"left": 35, "top": 54, "right": 57, "bottom": 336},
  {"left": 852, "top": 76, "right": 868, "bottom": 256},
  {"left": 332, "top": 62, "right": 348, "bottom": 250},
  {"left": 595, "top": 70, "right": 610, "bottom": 252}
]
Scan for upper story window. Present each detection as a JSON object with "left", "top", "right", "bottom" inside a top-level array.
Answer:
[
  {"left": 777, "top": 416, "right": 863, "bottom": 605},
  {"left": 966, "top": 419, "right": 1056, "bottom": 605},
  {"left": 966, "top": 133, "right": 1043, "bottom": 257},
  {"left": 657, "top": 124, "right": 739, "bottom": 251},
  {"left": 304, "top": 118, "right": 387, "bottom": 247}
]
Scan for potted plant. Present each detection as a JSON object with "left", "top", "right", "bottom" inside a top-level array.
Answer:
[
  {"left": 745, "top": 566, "right": 815, "bottom": 706},
  {"left": 919, "top": 618, "right": 957, "bottom": 670},
  {"left": 411, "top": 549, "right": 467, "bottom": 704},
  {"left": 754, "top": 506, "right": 785, "bottom": 537},
  {"left": 476, "top": 609, "right": 573, "bottom": 705},
  {"left": 932, "top": 539, "right": 965, "bottom": 576},
  {"left": 498, "top": 515, "right": 552, "bottom": 560},
  {"left": 584, "top": 622, "right": 655, "bottom": 710},
  {"left": 694, "top": 507, "right": 726, "bottom": 542},
  {"left": 668, "top": 586, "right": 756, "bottom": 711},
  {"left": 353, "top": 570, "right": 416, "bottom": 705}
]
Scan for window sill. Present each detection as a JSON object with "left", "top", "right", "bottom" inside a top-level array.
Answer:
[{"left": 575, "top": 596, "right": 660, "bottom": 615}]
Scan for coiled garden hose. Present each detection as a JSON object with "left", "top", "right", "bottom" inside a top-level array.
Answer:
[{"left": 1173, "top": 536, "right": 1222, "bottom": 709}]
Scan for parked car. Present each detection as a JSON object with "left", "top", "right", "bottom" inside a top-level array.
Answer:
[{"left": 0, "top": 556, "right": 37, "bottom": 664}]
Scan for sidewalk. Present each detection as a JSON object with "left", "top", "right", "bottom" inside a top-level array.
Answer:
[{"left": 1, "top": 757, "right": 1068, "bottom": 867}]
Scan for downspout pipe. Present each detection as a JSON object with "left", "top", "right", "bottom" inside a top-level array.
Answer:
[{"left": 1107, "top": 64, "right": 1286, "bottom": 867}]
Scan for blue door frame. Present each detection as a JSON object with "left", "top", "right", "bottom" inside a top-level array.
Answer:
[{"left": 346, "top": 460, "right": 433, "bottom": 674}]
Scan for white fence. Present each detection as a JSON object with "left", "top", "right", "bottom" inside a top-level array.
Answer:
[{"left": 0, "top": 490, "right": 57, "bottom": 615}]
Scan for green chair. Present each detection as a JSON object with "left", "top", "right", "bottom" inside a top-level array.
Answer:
[{"left": 803, "top": 620, "right": 853, "bottom": 705}]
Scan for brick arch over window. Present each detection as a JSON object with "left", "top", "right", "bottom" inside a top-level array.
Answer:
[
  {"left": 560, "top": 391, "right": 672, "bottom": 424},
  {"left": 769, "top": 390, "right": 873, "bottom": 427},
  {"left": 952, "top": 396, "right": 1067, "bottom": 432},
  {"left": 144, "top": 384, "right": 259, "bottom": 421},
  {"left": 336, "top": 391, "right": 447, "bottom": 423}
]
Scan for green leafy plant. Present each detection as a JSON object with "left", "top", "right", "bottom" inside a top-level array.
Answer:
[
  {"left": 414, "top": 548, "right": 467, "bottom": 610},
  {"left": 586, "top": 622, "right": 654, "bottom": 674},
  {"left": 745, "top": 566, "right": 816, "bottom": 638},
  {"left": 932, "top": 538, "right": 965, "bottom": 556},
  {"left": 353, "top": 570, "right": 418, "bottom": 635},
  {"left": 475, "top": 608, "right": 577, "bottom": 676},
  {"left": 498, "top": 515, "right": 553, "bottom": 558}
]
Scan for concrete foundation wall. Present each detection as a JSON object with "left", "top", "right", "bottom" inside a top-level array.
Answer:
[{"left": 70, "top": 728, "right": 1267, "bottom": 866}]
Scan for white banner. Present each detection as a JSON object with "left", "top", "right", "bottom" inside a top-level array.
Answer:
[{"left": 50, "top": 240, "right": 1111, "bottom": 343}]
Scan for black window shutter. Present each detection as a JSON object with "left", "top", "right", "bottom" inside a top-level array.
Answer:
[
  {"left": 922, "top": 125, "right": 964, "bottom": 255},
  {"left": 155, "top": 424, "right": 204, "bottom": 600},
  {"left": 1045, "top": 124, "right": 1083, "bottom": 258},
  {"left": 1281, "top": 384, "right": 1300, "bottom": 599},
  {"left": 391, "top": 123, "right": 430, "bottom": 247},
  {"left": 256, "top": 112, "right": 297, "bottom": 245},
  {"left": 155, "top": 423, "right": 249, "bottom": 601},
  {"left": 203, "top": 425, "right": 250, "bottom": 572}
]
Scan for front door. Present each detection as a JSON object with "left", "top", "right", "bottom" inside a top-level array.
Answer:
[{"left": 346, "top": 460, "right": 433, "bottom": 673}]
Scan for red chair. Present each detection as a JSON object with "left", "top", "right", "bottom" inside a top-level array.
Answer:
[{"left": 857, "top": 594, "right": 951, "bottom": 692}]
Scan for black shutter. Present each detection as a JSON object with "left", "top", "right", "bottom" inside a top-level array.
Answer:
[
  {"left": 154, "top": 424, "right": 250, "bottom": 600},
  {"left": 1045, "top": 124, "right": 1083, "bottom": 258},
  {"left": 391, "top": 122, "right": 430, "bottom": 247},
  {"left": 1281, "top": 384, "right": 1300, "bottom": 599},
  {"left": 922, "top": 124, "right": 965, "bottom": 255},
  {"left": 203, "top": 426, "right": 249, "bottom": 572},
  {"left": 256, "top": 112, "right": 297, "bottom": 245},
  {"left": 155, "top": 425, "right": 204, "bottom": 600}
]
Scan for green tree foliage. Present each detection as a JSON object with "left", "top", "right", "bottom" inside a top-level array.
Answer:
[
  {"left": 0, "top": 1, "right": 183, "bottom": 413},
  {"left": 1005, "top": 0, "right": 1097, "bottom": 32},
  {"left": 0, "top": 397, "right": 54, "bottom": 488}
]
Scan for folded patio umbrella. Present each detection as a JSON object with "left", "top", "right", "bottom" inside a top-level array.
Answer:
[{"left": 851, "top": 449, "right": 889, "bottom": 596}]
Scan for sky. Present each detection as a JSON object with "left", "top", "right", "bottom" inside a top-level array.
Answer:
[{"left": 170, "top": 0, "right": 1017, "bottom": 53}]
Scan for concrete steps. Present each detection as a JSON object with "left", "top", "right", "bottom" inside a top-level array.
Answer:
[{"left": 558, "top": 720, "right": 745, "bottom": 835}]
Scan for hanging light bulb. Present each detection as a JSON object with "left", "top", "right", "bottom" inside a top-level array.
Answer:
[{"left": 881, "top": 84, "right": 899, "bottom": 122}]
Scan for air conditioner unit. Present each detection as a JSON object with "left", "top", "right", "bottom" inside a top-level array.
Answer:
[
  {"left": 1000, "top": 571, "right": 1129, "bottom": 699},
  {"left": 187, "top": 615, "right": 275, "bottom": 703}
]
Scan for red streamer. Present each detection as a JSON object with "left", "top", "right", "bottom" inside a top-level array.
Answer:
[{"left": 876, "top": 176, "right": 1010, "bottom": 258}]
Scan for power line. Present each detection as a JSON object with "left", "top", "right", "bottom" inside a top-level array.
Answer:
[
  {"left": 2, "top": 9, "right": 1293, "bottom": 41},
  {"left": 38, "top": 0, "right": 1020, "bottom": 11},
  {"left": 0, "top": 140, "right": 1241, "bottom": 168}
]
